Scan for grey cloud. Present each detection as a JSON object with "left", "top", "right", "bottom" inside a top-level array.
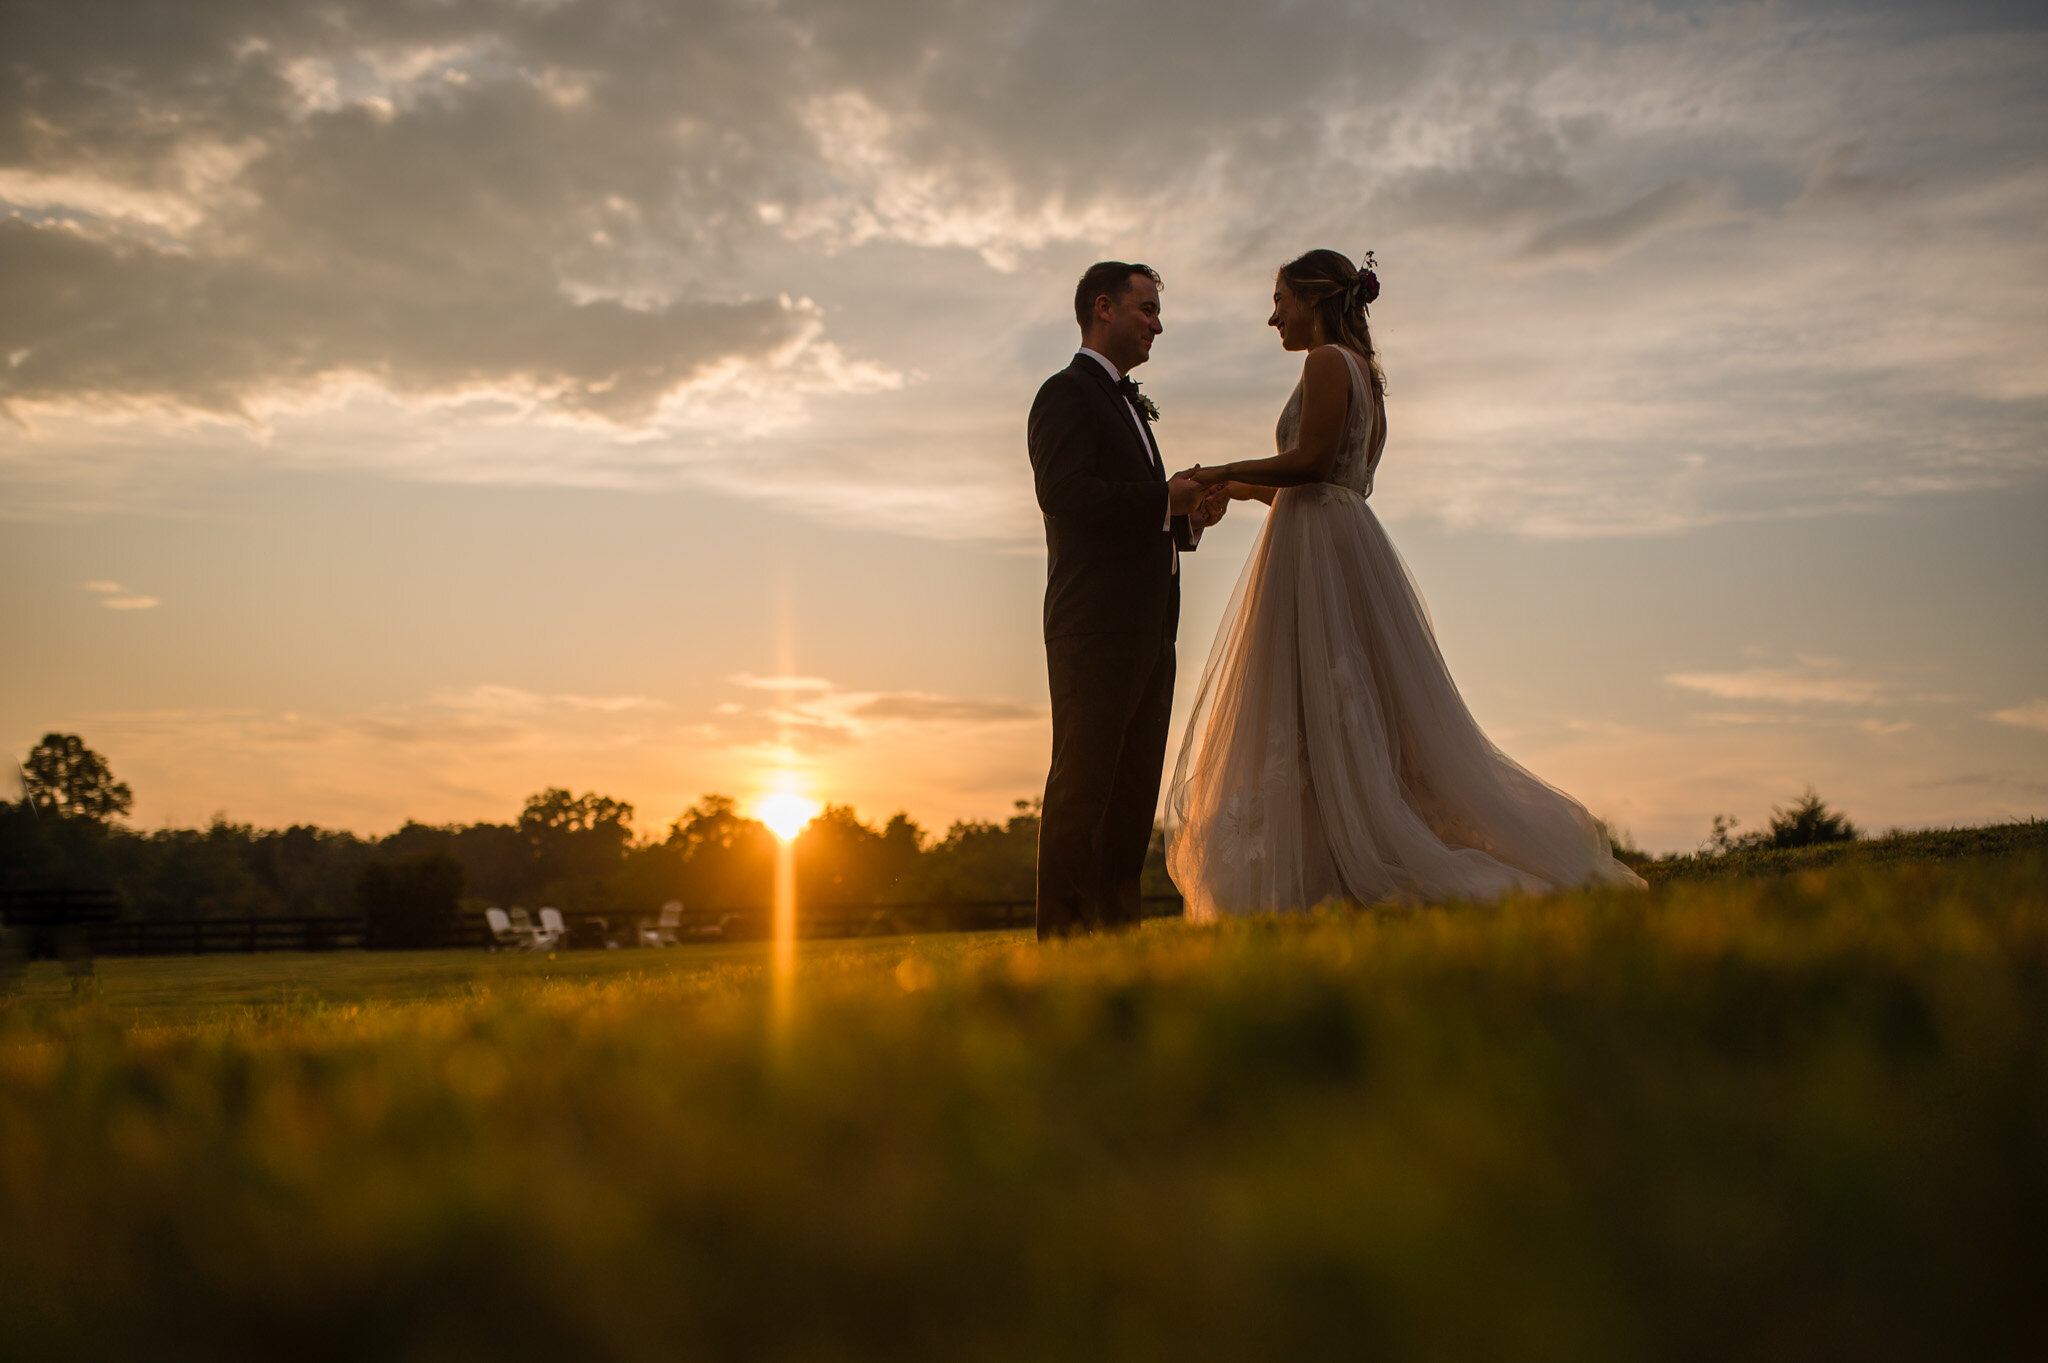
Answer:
[
  {"left": 1375, "top": 100, "right": 1588, "bottom": 236},
  {"left": 3, "top": 0, "right": 2045, "bottom": 538},
  {"left": 1515, "top": 178, "right": 1708, "bottom": 264},
  {"left": 1799, "top": 141, "right": 1921, "bottom": 206},
  {"left": 0, "top": 217, "right": 807, "bottom": 420},
  {"left": 0, "top": 0, "right": 833, "bottom": 418},
  {"left": 0, "top": 0, "right": 1438, "bottom": 417}
]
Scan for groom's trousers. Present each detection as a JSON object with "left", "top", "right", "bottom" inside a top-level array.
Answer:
[{"left": 1037, "top": 629, "right": 1176, "bottom": 940}]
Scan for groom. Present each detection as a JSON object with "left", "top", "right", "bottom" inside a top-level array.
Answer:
[{"left": 1028, "top": 262, "right": 1222, "bottom": 940}]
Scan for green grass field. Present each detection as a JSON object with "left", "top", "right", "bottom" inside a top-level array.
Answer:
[{"left": 4, "top": 826, "right": 2047, "bottom": 1361}]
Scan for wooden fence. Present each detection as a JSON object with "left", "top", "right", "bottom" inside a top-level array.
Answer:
[{"left": 6, "top": 896, "right": 1185, "bottom": 958}]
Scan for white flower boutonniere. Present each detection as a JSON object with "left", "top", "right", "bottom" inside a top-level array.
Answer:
[{"left": 1119, "top": 376, "right": 1161, "bottom": 423}]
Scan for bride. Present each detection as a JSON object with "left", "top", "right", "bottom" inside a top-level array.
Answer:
[{"left": 1168, "top": 249, "right": 1645, "bottom": 918}]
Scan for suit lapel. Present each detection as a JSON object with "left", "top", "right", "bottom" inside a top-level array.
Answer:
[{"left": 1070, "top": 355, "right": 1160, "bottom": 479}]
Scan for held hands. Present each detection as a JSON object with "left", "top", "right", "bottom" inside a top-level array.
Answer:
[
  {"left": 1171, "top": 465, "right": 1244, "bottom": 523},
  {"left": 1173, "top": 463, "right": 1235, "bottom": 487}
]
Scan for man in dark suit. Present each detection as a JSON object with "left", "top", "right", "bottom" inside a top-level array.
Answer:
[{"left": 1028, "top": 261, "right": 1224, "bottom": 939}]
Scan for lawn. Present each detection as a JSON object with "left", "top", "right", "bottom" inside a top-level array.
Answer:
[
  {"left": 3, "top": 828, "right": 2046, "bottom": 1361},
  {"left": 2, "top": 931, "right": 982, "bottom": 1029}
]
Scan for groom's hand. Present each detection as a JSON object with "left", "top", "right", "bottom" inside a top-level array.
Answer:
[
  {"left": 1167, "top": 471, "right": 1203, "bottom": 517},
  {"left": 1191, "top": 485, "right": 1229, "bottom": 529}
]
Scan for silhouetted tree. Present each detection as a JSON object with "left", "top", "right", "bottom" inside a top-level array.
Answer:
[
  {"left": 1703, "top": 789, "right": 1859, "bottom": 855},
  {"left": 518, "top": 789, "right": 634, "bottom": 909},
  {"left": 20, "top": 733, "right": 131, "bottom": 822},
  {"left": 358, "top": 847, "right": 465, "bottom": 949},
  {"left": 662, "top": 795, "right": 775, "bottom": 914},
  {"left": 1763, "top": 789, "right": 1858, "bottom": 849},
  {"left": 248, "top": 824, "right": 370, "bottom": 916},
  {"left": 902, "top": 800, "right": 1041, "bottom": 902},
  {"left": 795, "top": 804, "right": 883, "bottom": 907},
  {"left": 875, "top": 813, "right": 925, "bottom": 899},
  {"left": 0, "top": 778, "right": 1171, "bottom": 930},
  {"left": 130, "top": 819, "right": 270, "bottom": 919},
  {"left": 449, "top": 821, "right": 530, "bottom": 905},
  {"left": 1703, "top": 813, "right": 1753, "bottom": 855}
]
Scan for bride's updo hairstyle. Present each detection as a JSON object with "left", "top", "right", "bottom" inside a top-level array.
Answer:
[{"left": 1277, "top": 248, "right": 1387, "bottom": 396}]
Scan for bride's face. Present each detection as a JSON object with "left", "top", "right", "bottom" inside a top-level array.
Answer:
[{"left": 1268, "top": 276, "right": 1322, "bottom": 352}]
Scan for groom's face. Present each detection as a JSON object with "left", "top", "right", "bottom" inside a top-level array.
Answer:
[{"left": 1097, "top": 274, "right": 1162, "bottom": 372}]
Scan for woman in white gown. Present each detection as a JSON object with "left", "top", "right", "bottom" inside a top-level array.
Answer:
[{"left": 1167, "top": 249, "right": 1645, "bottom": 919}]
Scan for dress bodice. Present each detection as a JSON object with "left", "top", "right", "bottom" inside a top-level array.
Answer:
[{"left": 1274, "top": 346, "right": 1385, "bottom": 497}]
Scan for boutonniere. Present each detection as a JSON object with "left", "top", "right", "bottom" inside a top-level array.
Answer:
[{"left": 1119, "top": 377, "right": 1161, "bottom": 423}]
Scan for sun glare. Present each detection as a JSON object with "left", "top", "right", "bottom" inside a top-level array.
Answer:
[{"left": 757, "top": 790, "right": 820, "bottom": 842}]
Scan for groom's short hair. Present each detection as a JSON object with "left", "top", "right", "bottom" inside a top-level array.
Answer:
[{"left": 1074, "top": 261, "right": 1161, "bottom": 329}]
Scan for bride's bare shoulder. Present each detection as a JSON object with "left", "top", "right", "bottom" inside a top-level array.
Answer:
[{"left": 1300, "top": 345, "right": 1352, "bottom": 384}]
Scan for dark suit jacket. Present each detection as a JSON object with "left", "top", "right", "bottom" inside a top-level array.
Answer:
[{"left": 1029, "top": 355, "right": 1198, "bottom": 640}]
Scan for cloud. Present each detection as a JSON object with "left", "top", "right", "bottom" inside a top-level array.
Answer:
[
  {"left": 851, "top": 694, "right": 1042, "bottom": 723},
  {"left": 709, "top": 676, "right": 1043, "bottom": 752},
  {"left": 432, "top": 684, "right": 663, "bottom": 716},
  {"left": 2, "top": 0, "right": 2045, "bottom": 542},
  {"left": 1988, "top": 699, "right": 2048, "bottom": 733},
  {"left": 78, "top": 579, "right": 158, "bottom": 609},
  {"left": 0, "top": 218, "right": 818, "bottom": 424},
  {"left": 730, "top": 674, "right": 836, "bottom": 693},
  {"left": 1515, "top": 179, "right": 1714, "bottom": 264},
  {"left": 0, "top": 2, "right": 880, "bottom": 427},
  {"left": 1665, "top": 666, "right": 1892, "bottom": 707}
]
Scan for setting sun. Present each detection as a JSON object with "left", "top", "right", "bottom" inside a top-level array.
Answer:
[{"left": 756, "top": 790, "right": 821, "bottom": 842}]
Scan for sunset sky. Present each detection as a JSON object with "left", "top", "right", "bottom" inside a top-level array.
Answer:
[{"left": 4, "top": 0, "right": 2044, "bottom": 854}]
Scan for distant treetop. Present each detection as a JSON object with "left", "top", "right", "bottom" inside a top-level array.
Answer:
[{"left": 19, "top": 733, "right": 133, "bottom": 823}]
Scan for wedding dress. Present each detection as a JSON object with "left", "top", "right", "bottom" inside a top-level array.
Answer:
[{"left": 1166, "top": 348, "right": 1646, "bottom": 917}]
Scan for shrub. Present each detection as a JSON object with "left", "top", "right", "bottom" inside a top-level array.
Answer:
[
  {"left": 1763, "top": 788, "right": 1859, "bottom": 849},
  {"left": 1703, "top": 788, "right": 1859, "bottom": 856}
]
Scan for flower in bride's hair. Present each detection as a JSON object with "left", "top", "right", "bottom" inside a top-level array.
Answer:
[{"left": 1350, "top": 250, "right": 1381, "bottom": 310}]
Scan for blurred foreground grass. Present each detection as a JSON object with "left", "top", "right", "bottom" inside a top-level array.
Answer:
[{"left": 4, "top": 841, "right": 2047, "bottom": 1361}]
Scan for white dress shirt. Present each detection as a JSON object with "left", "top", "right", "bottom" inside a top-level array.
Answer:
[{"left": 1077, "top": 348, "right": 1194, "bottom": 568}]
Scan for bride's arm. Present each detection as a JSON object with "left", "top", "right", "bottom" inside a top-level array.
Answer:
[
  {"left": 1225, "top": 482, "right": 1277, "bottom": 505},
  {"left": 1192, "top": 346, "right": 1353, "bottom": 488}
]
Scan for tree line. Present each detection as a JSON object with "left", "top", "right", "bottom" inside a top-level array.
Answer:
[{"left": 3, "top": 734, "right": 1175, "bottom": 922}]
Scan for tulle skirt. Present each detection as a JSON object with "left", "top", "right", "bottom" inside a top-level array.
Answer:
[{"left": 1167, "top": 483, "right": 1646, "bottom": 919}]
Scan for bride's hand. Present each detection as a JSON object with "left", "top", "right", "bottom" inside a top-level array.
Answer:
[
  {"left": 1227, "top": 481, "right": 1277, "bottom": 505},
  {"left": 1180, "top": 464, "right": 1233, "bottom": 486}
]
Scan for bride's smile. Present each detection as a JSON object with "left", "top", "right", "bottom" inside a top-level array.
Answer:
[{"left": 1268, "top": 278, "right": 1325, "bottom": 352}]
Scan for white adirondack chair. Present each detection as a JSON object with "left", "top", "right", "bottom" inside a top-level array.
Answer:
[
  {"left": 484, "top": 907, "right": 534, "bottom": 951},
  {"left": 534, "top": 907, "right": 568, "bottom": 951},
  {"left": 639, "top": 900, "right": 684, "bottom": 948},
  {"left": 506, "top": 907, "right": 547, "bottom": 951}
]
